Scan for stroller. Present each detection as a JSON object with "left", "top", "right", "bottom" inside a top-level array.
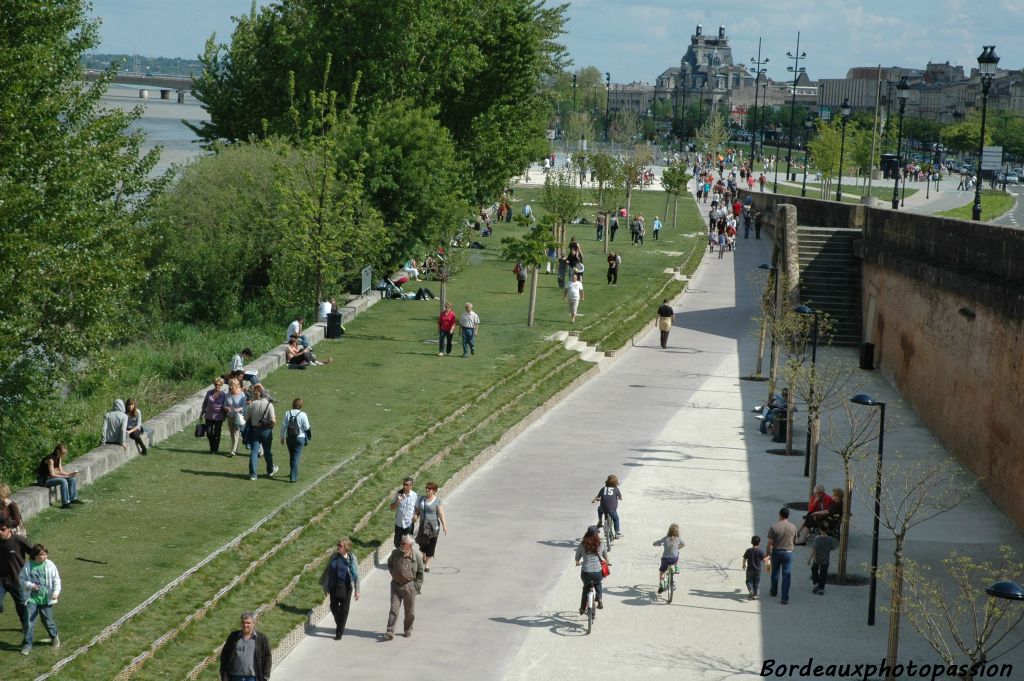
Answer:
[{"left": 378, "top": 277, "right": 408, "bottom": 300}]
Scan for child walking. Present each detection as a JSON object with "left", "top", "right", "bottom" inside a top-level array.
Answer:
[
  {"left": 742, "top": 535, "right": 765, "bottom": 600},
  {"left": 19, "top": 544, "right": 61, "bottom": 655},
  {"left": 653, "top": 523, "right": 685, "bottom": 594}
]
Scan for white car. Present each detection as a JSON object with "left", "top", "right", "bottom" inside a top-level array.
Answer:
[{"left": 1004, "top": 173, "right": 1020, "bottom": 185}]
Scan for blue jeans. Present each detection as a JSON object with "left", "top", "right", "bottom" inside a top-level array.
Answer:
[
  {"left": 43, "top": 477, "right": 77, "bottom": 504},
  {"left": 461, "top": 328, "right": 475, "bottom": 356},
  {"left": 23, "top": 601, "right": 58, "bottom": 646},
  {"left": 286, "top": 437, "right": 305, "bottom": 482},
  {"left": 598, "top": 509, "right": 620, "bottom": 534},
  {"left": 249, "top": 427, "right": 274, "bottom": 477},
  {"left": 770, "top": 549, "right": 793, "bottom": 600},
  {"left": 229, "top": 677, "right": 257, "bottom": 681},
  {"left": 0, "top": 580, "right": 27, "bottom": 627}
]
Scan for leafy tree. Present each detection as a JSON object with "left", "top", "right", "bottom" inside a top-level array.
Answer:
[
  {"left": 807, "top": 119, "right": 843, "bottom": 197},
  {"left": 901, "top": 116, "right": 943, "bottom": 148},
  {"left": 0, "top": 0, "right": 161, "bottom": 481},
  {"left": 941, "top": 112, "right": 991, "bottom": 155},
  {"left": 618, "top": 145, "right": 654, "bottom": 232},
  {"left": 990, "top": 111, "right": 1024, "bottom": 161},
  {"left": 660, "top": 165, "right": 691, "bottom": 232},
  {"left": 695, "top": 111, "right": 729, "bottom": 157},
  {"left": 849, "top": 123, "right": 882, "bottom": 189},
  {"left": 590, "top": 152, "right": 624, "bottom": 253},
  {"left": 609, "top": 110, "right": 640, "bottom": 145},
  {"left": 501, "top": 219, "right": 554, "bottom": 326},
  {"left": 563, "top": 110, "right": 596, "bottom": 149},
  {"left": 540, "top": 167, "right": 582, "bottom": 251}
]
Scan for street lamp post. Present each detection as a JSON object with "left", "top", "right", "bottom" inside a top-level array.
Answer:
[
  {"left": 802, "top": 114, "right": 814, "bottom": 196},
  {"left": 572, "top": 73, "right": 577, "bottom": 112},
  {"left": 679, "top": 69, "right": 688, "bottom": 153},
  {"left": 698, "top": 79, "right": 706, "bottom": 132},
  {"left": 890, "top": 77, "right": 909, "bottom": 210},
  {"left": 777, "top": 32, "right": 806, "bottom": 192},
  {"left": 836, "top": 98, "right": 852, "bottom": 201},
  {"left": 795, "top": 306, "right": 820, "bottom": 481},
  {"left": 973, "top": 46, "right": 1000, "bottom": 221},
  {"left": 750, "top": 38, "right": 769, "bottom": 162},
  {"left": 758, "top": 75, "right": 768, "bottom": 167},
  {"left": 605, "top": 72, "right": 611, "bottom": 143},
  {"left": 851, "top": 393, "right": 886, "bottom": 626}
]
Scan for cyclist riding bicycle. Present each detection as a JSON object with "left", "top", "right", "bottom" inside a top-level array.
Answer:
[
  {"left": 575, "top": 526, "right": 610, "bottom": 614},
  {"left": 592, "top": 475, "right": 623, "bottom": 539},
  {"left": 653, "top": 523, "right": 685, "bottom": 594}
]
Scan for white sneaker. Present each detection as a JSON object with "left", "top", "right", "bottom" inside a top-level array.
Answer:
[
  {"left": 270, "top": 465, "right": 280, "bottom": 477},
  {"left": 52, "top": 636, "right": 60, "bottom": 649},
  {"left": 249, "top": 475, "right": 257, "bottom": 481}
]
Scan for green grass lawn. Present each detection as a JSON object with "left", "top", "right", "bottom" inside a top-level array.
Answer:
[
  {"left": 935, "top": 189, "right": 1016, "bottom": 221},
  {"left": 770, "top": 180, "right": 918, "bottom": 204},
  {"left": 3, "top": 188, "right": 706, "bottom": 679}
]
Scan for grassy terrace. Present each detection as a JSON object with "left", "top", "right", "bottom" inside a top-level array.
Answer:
[
  {"left": 4, "top": 188, "right": 706, "bottom": 680},
  {"left": 935, "top": 189, "right": 1016, "bottom": 222}
]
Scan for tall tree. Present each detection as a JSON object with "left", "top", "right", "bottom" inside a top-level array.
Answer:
[
  {"left": 0, "top": 0, "right": 161, "bottom": 481},
  {"left": 540, "top": 167, "right": 582, "bottom": 251},
  {"left": 696, "top": 111, "right": 730, "bottom": 158},
  {"left": 660, "top": 165, "right": 690, "bottom": 231},
  {"left": 501, "top": 220, "right": 554, "bottom": 326}
]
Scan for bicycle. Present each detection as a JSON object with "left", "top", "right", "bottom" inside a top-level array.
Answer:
[
  {"left": 584, "top": 583, "right": 598, "bottom": 634},
  {"left": 660, "top": 564, "right": 680, "bottom": 603},
  {"left": 601, "top": 513, "right": 615, "bottom": 551}
]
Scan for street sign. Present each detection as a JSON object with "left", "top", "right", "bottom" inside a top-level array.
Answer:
[
  {"left": 819, "top": 106, "right": 831, "bottom": 121},
  {"left": 981, "top": 145, "right": 1002, "bottom": 171}
]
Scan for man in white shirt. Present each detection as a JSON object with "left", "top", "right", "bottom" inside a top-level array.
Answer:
[
  {"left": 389, "top": 477, "right": 419, "bottom": 548},
  {"left": 564, "top": 273, "right": 584, "bottom": 323},
  {"left": 459, "top": 303, "right": 480, "bottom": 358},
  {"left": 286, "top": 317, "right": 308, "bottom": 347}
]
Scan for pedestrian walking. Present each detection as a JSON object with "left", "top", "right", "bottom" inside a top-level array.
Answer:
[
  {"left": 280, "top": 398, "right": 311, "bottom": 483},
  {"left": 657, "top": 299, "right": 675, "bottom": 349},
  {"left": 564, "top": 273, "right": 584, "bottom": 324},
  {"left": 244, "top": 384, "right": 278, "bottom": 481},
  {"left": 437, "top": 301, "right": 456, "bottom": 356},
  {"left": 382, "top": 535, "right": 424, "bottom": 641},
  {"left": 390, "top": 477, "right": 418, "bottom": 548},
  {"left": 223, "top": 379, "right": 247, "bottom": 457},
  {"left": 219, "top": 612, "right": 272, "bottom": 681},
  {"left": 0, "top": 484, "right": 25, "bottom": 538},
  {"left": 201, "top": 378, "right": 227, "bottom": 454},
  {"left": 513, "top": 261, "right": 527, "bottom": 294},
  {"left": 652, "top": 216, "right": 661, "bottom": 241},
  {"left": 319, "top": 538, "right": 360, "bottom": 640},
  {"left": 556, "top": 256, "right": 569, "bottom": 289},
  {"left": 414, "top": 482, "right": 448, "bottom": 572},
  {"left": 0, "top": 519, "right": 31, "bottom": 634},
  {"left": 459, "top": 303, "right": 480, "bottom": 357},
  {"left": 18, "top": 544, "right": 61, "bottom": 655},
  {"left": 606, "top": 252, "right": 620, "bottom": 285},
  {"left": 765, "top": 507, "right": 798, "bottom": 604},
  {"left": 742, "top": 535, "right": 765, "bottom": 600},
  {"left": 810, "top": 533, "right": 838, "bottom": 595}
]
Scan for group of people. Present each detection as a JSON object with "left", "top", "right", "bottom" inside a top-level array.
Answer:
[
  {"left": 0, "top": 518, "right": 63, "bottom": 656},
  {"left": 437, "top": 302, "right": 480, "bottom": 357},
  {"left": 759, "top": 495, "right": 843, "bottom": 604}
]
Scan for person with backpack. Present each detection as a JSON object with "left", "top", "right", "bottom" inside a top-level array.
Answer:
[{"left": 280, "top": 398, "right": 311, "bottom": 483}]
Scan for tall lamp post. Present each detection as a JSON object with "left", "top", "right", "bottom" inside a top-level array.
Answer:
[
  {"left": 698, "top": 79, "right": 706, "bottom": 132},
  {"left": 777, "top": 32, "right": 806, "bottom": 192},
  {"left": 851, "top": 393, "right": 886, "bottom": 626},
  {"left": 835, "top": 98, "right": 852, "bottom": 201},
  {"left": 572, "top": 73, "right": 577, "bottom": 112},
  {"left": 890, "top": 77, "right": 909, "bottom": 210},
  {"left": 795, "top": 306, "right": 820, "bottom": 481},
  {"left": 750, "top": 39, "right": 770, "bottom": 162},
  {"left": 758, "top": 74, "right": 768, "bottom": 167},
  {"left": 801, "top": 114, "right": 814, "bottom": 196},
  {"left": 972, "top": 45, "right": 1000, "bottom": 221},
  {"left": 604, "top": 72, "right": 611, "bottom": 142}
]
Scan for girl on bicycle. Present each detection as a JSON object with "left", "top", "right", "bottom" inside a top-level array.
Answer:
[
  {"left": 575, "top": 526, "right": 609, "bottom": 614},
  {"left": 592, "top": 475, "right": 623, "bottom": 539},
  {"left": 653, "top": 523, "right": 685, "bottom": 594}
]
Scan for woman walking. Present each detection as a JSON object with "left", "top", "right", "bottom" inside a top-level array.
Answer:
[
  {"left": 223, "top": 379, "right": 248, "bottom": 457},
  {"left": 319, "top": 538, "right": 360, "bottom": 640},
  {"left": 438, "top": 302, "right": 456, "bottom": 357},
  {"left": 574, "top": 526, "right": 609, "bottom": 614},
  {"left": 200, "top": 377, "right": 227, "bottom": 454},
  {"left": 414, "top": 482, "right": 448, "bottom": 572},
  {"left": 244, "top": 385, "right": 278, "bottom": 481}
]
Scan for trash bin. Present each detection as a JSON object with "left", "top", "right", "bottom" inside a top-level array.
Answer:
[
  {"left": 771, "top": 409, "right": 788, "bottom": 443},
  {"left": 326, "top": 312, "right": 344, "bottom": 339},
  {"left": 859, "top": 342, "right": 875, "bottom": 370}
]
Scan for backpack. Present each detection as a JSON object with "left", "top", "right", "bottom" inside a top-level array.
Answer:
[{"left": 287, "top": 410, "right": 302, "bottom": 439}]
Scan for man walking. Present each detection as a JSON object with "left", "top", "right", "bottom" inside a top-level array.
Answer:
[
  {"left": 0, "top": 519, "right": 31, "bottom": 633},
  {"left": 382, "top": 535, "right": 424, "bottom": 641},
  {"left": 459, "top": 303, "right": 480, "bottom": 358},
  {"left": 219, "top": 612, "right": 272, "bottom": 681},
  {"left": 389, "top": 477, "right": 418, "bottom": 548},
  {"left": 656, "top": 299, "right": 675, "bottom": 349},
  {"left": 765, "top": 507, "right": 798, "bottom": 604}
]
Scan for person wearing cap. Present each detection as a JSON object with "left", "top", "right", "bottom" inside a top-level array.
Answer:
[{"left": 382, "top": 535, "right": 424, "bottom": 641}]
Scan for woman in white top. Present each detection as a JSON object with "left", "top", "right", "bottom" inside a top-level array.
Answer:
[{"left": 280, "top": 398, "right": 311, "bottom": 483}]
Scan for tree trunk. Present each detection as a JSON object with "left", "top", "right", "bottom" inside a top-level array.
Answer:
[
  {"left": 807, "top": 410, "right": 821, "bottom": 499},
  {"left": 784, "top": 385, "right": 796, "bottom": 456},
  {"left": 837, "top": 474, "right": 853, "bottom": 581},
  {"left": 527, "top": 265, "right": 538, "bottom": 326},
  {"left": 438, "top": 279, "right": 448, "bottom": 315},
  {"left": 671, "top": 195, "right": 678, "bottom": 231},
  {"left": 886, "top": 544, "right": 905, "bottom": 681},
  {"left": 663, "top": 190, "right": 671, "bottom": 226}
]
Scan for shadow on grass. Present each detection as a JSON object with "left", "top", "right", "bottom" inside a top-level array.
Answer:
[{"left": 179, "top": 469, "right": 253, "bottom": 480}]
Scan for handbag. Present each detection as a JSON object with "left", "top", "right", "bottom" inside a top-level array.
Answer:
[
  {"left": 194, "top": 421, "right": 206, "bottom": 438},
  {"left": 241, "top": 423, "right": 253, "bottom": 447},
  {"left": 600, "top": 559, "right": 610, "bottom": 577}
]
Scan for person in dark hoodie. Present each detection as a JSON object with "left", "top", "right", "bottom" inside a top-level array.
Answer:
[{"left": 101, "top": 399, "right": 128, "bottom": 450}]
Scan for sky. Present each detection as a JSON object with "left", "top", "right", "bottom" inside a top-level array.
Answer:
[{"left": 89, "top": 0, "right": 1022, "bottom": 83}]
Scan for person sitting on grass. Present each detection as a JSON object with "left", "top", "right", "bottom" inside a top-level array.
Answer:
[{"left": 286, "top": 335, "right": 332, "bottom": 368}]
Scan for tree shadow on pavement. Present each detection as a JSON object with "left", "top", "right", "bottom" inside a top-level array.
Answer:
[
  {"left": 536, "top": 538, "right": 580, "bottom": 549},
  {"left": 489, "top": 611, "right": 588, "bottom": 637},
  {"left": 641, "top": 486, "right": 750, "bottom": 504},
  {"left": 647, "top": 646, "right": 762, "bottom": 679},
  {"left": 602, "top": 584, "right": 659, "bottom": 606}
]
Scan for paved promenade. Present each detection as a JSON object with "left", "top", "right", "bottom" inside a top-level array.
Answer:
[{"left": 273, "top": 208, "right": 1024, "bottom": 679}]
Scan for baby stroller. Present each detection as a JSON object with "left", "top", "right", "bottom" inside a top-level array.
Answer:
[{"left": 378, "top": 277, "right": 407, "bottom": 300}]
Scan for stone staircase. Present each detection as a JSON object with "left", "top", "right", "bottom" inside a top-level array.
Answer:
[{"left": 796, "top": 227, "right": 862, "bottom": 346}]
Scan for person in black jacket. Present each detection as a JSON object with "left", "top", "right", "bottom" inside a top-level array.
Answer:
[
  {"left": 219, "top": 612, "right": 272, "bottom": 681},
  {"left": 0, "top": 519, "right": 31, "bottom": 630}
]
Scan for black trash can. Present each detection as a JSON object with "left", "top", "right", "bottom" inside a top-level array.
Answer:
[
  {"left": 326, "top": 312, "right": 344, "bottom": 339},
  {"left": 771, "top": 409, "right": 788, "bottom": 443},
  {"left": 859, "top": 342, "right": 875, "bottom": 370}
]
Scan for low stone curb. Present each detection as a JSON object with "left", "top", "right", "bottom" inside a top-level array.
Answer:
[{"left": 15, "top": 291, "right": 383, "bottom": 523}]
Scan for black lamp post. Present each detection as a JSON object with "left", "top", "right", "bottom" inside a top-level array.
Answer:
[
  {"left": 572, "top": 73, "right": 577, "bottom": 112},
  {"left": 604, "top": 72, "right": 611, "bottom": 142},
  {"left": 760, "top": 263, "right": 780, "bottom": 401},
  {"left": 835, "top": 98, "right": 852, "bottom": 201},
  {"left": 891, "top": 77, "right": 909, "bottom": 210},
  {"left": 973, "top": 45, "right": 1000, "bottom": 221},
  {"left": 679, "top": 67, "right": 688, "bottom": 152},
  {"left": 758, "top": 75, "right": 768, "bottom": 165},
  {"left": 850, "top": 393, "right": 886, "bottom": 626},
  {"left": 777, "top": 32, "right": 806, "bottom": 192},
  {"left": 802, "top": 114, "right": 814, "bottom": 197},
  {"left": 750, "top": 38, "right": 769, "bottom": 162},
  {"left": 795, "top": 306, "right": 820, "bottom": 478}
]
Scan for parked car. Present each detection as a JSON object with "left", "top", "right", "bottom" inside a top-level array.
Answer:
[{"left": 1004, "top": 173, "right": 1019, "bottom": 185}]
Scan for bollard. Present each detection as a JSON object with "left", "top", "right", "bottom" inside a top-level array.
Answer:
[
  {"left": 160, "top": 89, "right": 171, "bottom": 100},
  {"left": 139, "top": 89, "right": 149, "bottom": 99}
]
